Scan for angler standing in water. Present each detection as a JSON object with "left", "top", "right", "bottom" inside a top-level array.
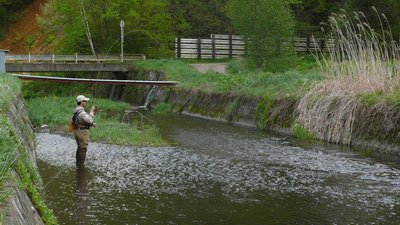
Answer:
[{"left": 71, "top": 95, "right": 96, "bottom": 166}]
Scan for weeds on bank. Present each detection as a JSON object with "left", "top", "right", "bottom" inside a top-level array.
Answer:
[
  {"left": 15, "top": 159, "right": 58, "bottom": 225},
  {"left": 297, "top": 9, "right": 400, "bottom": 145},
  {"left": 0, "top": 116, "right": 16, "bottom": 203},
  {"left": 0, "top": 77, "right": 58, "bottom": 224},
  {"left": 292, "top": 122, "right": 316, "bottom": 143},
  {"left": 153, "top": 103, "right": 174, "bottom": 114},
  {"left": 256, "top": 97, "right": 274, "bottom": 129},
  {"left": 0, "top": 77, "right": 20, "bottom": 204},
  {"left": 26, "top": 96, "right": 168, "bottom": 146},
  {"left": 0, "top": 76, "right": 20, "bottom": 112}
]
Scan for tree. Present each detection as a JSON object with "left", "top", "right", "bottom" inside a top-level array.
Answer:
[
  {"left": 0, "top": 0, "right": 33, "bottom": 38},
  {"left": 344, "top": 0, "right": 400, "bottom": 40},
  {"left": 291, "top": 0, "right": 344, "bottom": 36},
  {"left": 42, "top": 0, "right": 175, "bottom": 57},
  {"left": 167, "top": 0, "right": 233, "bottom": 37},
  {"left": 229, "top": 0, "right": 295, "bottom": 69}
]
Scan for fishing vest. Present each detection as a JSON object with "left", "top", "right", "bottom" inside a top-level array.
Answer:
[{"left": 72, "top": 109, "right": 90, "bottom": 129}]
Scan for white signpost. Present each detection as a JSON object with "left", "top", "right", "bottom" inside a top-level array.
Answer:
[{"left": 120, "top": 20, "right": 124, "bottom": 63}]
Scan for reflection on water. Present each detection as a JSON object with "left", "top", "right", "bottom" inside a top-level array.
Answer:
[
  {"left": 36, "top": 115, "right": 400, "bottom": 224},
  {"left": 75, "top": 165, "right": 89, "bottom": 225}
]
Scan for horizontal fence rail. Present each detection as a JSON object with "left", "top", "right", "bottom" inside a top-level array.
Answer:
[
  {"left": 6, "top": 54, "right": 146, "bottom": 63},
  {"left": 175, "top": 34, "right": 334, "bottom": 59}
]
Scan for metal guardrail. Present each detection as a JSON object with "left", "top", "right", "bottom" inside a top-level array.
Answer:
[{"left": 5, "top": 54, "right": 146, "bottom": 63}]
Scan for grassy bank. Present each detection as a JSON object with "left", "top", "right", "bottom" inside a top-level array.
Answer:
[
  {"left": 133, "top": 44, "right": 399, "bottom": 151},
  {"left": 26, "top": 96, "right": 168, "bottom": 146},
  {"left": 0, "top": 76, "right": 58, "bottom": 224},
  {"left": 0, "top": 76, "right": 21, "bottom": 203},
  {"left": 134, "top": 58, "right": 322, "bottom": 99}
]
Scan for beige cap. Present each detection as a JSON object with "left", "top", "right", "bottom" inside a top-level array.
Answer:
[{"left": 76, "top": 95, "right": 90, "bottom": 103}]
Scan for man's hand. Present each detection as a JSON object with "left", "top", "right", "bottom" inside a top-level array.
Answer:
[{"left": 90, "top": 106, "right": 96, "bottom": 116}]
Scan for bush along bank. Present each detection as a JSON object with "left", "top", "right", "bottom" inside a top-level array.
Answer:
[{"left": 0, "top": 77, "right": 57, "bottom": 224}]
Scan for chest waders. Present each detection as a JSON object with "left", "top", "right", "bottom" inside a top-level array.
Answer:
[{"left": 74, "top": 110, "right": 91, "bottom": 166}]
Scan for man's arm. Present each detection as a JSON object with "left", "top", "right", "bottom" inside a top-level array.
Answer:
[{"left": 80, "top": 111, "right": 95, "bottom": 126}]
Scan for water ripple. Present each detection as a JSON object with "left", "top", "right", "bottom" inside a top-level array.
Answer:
[{"left": 37, "top": 133, "right": 400, "bottom": 212}]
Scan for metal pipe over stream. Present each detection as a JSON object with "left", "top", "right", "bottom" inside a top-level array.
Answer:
[{"left": 6, "top": 74, "right": 179, "bottom": 86}]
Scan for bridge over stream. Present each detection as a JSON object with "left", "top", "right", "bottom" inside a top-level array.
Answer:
[{"left": 1, "top": 52, "right": 178, "bottom": 86}]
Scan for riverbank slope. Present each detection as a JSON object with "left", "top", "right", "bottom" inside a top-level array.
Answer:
[
  {"left": 135, "top": 59, "right": 400, "bottom": 156},
  {"left": 0, "top": 76, "right": 57, "bottom": 224}
]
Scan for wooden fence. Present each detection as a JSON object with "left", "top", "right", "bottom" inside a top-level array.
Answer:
[{"left": 175, "top": 34, "right": 334, "bottom": 59}]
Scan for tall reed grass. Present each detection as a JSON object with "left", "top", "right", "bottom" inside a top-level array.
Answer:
[
  {"left": 297, "top": 9, "right": 400, "bottom": 145},
  {"left": 315, "top": 8, "right": 399, "bottom": 95}
]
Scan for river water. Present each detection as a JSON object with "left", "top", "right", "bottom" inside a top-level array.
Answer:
[{"left": 36, "top": 114, "right": 400, "bottom": 224}]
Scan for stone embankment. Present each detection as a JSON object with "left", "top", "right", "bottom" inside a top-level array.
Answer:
[{"left": 4, "top": 96, "right": 44, "bottom": 225}]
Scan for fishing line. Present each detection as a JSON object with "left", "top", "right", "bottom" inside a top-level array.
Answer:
[{"left": 92, "top": 29, "right": 161, "bottom": 103}]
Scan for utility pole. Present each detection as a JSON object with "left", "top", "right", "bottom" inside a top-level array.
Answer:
[{"left": 120, "top": 20, "right": 124, "bottom": 63}]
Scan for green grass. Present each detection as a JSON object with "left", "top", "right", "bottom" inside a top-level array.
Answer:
[
  {"left": 153, "top": 103, "right": 174, "bottom": 114},
  {"left": 22, "top": 78, "right": 92, "bottom": 100},
  {"left": 0, "top": 76, "right": 21, "bottom": 204},
  {"left": 360, "top": 88, "right": 400, "bottom": 107},
  {"left": 292, "top": 122, "right": 316, "bottom": 143},
  {"left": 0, "top": 76, "right": 21, "bottom": 112},
  {"left": 0, "top": 115, "right": 17, "bottom": 203},
  {"left": 134, "top": 59, "right": 322, "bottom": 99},
  {"left": 15, "top": 158, "right": 58, "bottom": 225},
  {"left": 256, "top": 97, "right": 274, "bottom": 129},
  {"left": 0, "top": 76, "right": 58, "bottom": 224},
  {"left": 26, "top": 96, "right": 168, "bottom": 146}
]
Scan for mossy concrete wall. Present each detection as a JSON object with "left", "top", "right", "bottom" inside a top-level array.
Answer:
[
  {"left": 152, "top": 86, "right": 400, "bottom": 156},
  {"left": 4, "top": 96, "right": 44, "bottom": 225},
  {"left": 157, "top": 89, "right": 261, "bottom": 127}
]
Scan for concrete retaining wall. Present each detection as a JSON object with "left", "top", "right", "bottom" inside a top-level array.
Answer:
[
  {"left": 152, "top": 86, "right": 400, "bottom": 156},
  {"left": 3, "top": 96, "right": 44, "bottom": 225}
]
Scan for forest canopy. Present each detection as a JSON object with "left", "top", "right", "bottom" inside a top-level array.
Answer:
[{"left": 1, "top": 0, "right": 399, "bottom": 57}]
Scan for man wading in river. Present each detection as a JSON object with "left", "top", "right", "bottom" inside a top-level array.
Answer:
[{"left": 72, "top": 95, "right": 96, "bottom": 166}]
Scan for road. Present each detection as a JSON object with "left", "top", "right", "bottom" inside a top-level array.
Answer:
[{"left": 190, "top": 63, "right": 227, "bottom": 73}]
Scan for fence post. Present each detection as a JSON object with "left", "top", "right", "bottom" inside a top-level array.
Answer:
[
  {"left": 244, "top": 37, "right": 248, "bottom": 56},
  {"left": 75, "top": 54, "right": 78, "bottom": 63},
  {"left": 52, "top": 54, "right": 55, "bottom": 63},
  {"left": 176, "top": 38, "right": 181, "bottom": 58},
  {"left": 229, "top": 34, "right": 233, "bottom": 58},
  {"left": 212, "top": 34, "right": 216, "bottom": 59},
  {"left": 197, "top": 38, "right": 201, "bottom": 60},
  {"left": 28, "top": 54, "right": 31, "bottom": 63},
  {"left": 97, "top": 54, "right": 100, "bottom": 63},
  {"left": 320, "top": 38, "right": 325, "bottom": 52},
  {"left": 306, "top": 37, "right": 310, "bottom": 52},
  {"left": 0, "top": 49, "right": 8, "bottom": 73}
]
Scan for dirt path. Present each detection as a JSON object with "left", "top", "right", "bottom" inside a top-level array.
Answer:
[
  {"left": 0, "top": 0, "right": 48, "bottom": 53},
  {"left": 190, "top": 63, "right": 228, "bottom": 74}
]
